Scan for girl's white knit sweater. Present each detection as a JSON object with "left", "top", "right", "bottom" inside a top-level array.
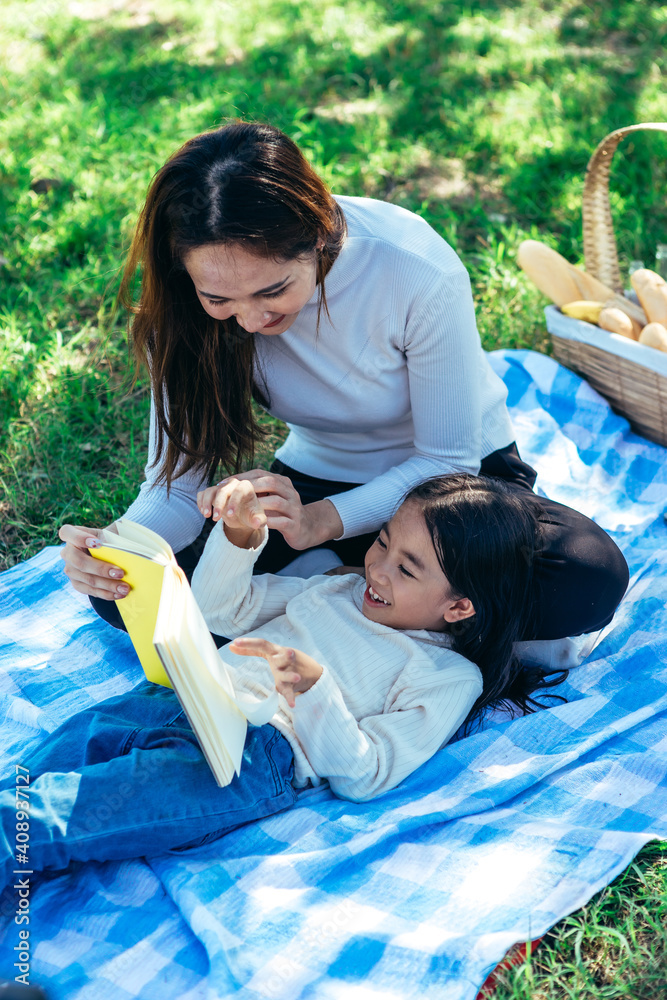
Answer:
[
  {"left": 191, "top": 521, "right": 483, "bottom": 802},
  {"left": 124, "top": 196, "right": 515, "bottom": 552}
]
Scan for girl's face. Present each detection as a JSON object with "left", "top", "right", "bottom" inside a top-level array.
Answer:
[
  {"left": 183, "top": 243, "right": 318, "bottom": 336},
  {"left": 362, "top": 501, "right": 475, "bottom": 632}
]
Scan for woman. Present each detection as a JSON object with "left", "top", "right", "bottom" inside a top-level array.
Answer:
[{"left": 59, "top": 120, "right": 628, "bottom": 641}]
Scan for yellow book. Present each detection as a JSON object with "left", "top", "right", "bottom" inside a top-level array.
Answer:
[
  {"left": 90, "top": 519, "right": 271, "bottom": 787},
  {"left": 93, "top": 522, "right": 174, "bottom": 686}
]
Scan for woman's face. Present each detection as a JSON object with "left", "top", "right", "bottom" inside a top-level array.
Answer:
[{"left": 183, "top": 243, "right": 318, "bottom": 336}]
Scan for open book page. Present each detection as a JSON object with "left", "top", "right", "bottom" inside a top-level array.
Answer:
[
  {"left": 100, "top": 519, "right": 175, "bottom": 561},
  {"left": 174, "top": 579, "right": 280, "bottom": 728},
  {"left": 154, "top": 567, "right": 248, "bottom": 784}
]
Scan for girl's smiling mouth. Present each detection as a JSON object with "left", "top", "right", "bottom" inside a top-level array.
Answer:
[{"left": 364, "top": 583, "right": 391, "bottom": 606}]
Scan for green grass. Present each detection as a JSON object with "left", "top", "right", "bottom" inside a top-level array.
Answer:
[
  {"left": 1, "top": 0, "right": 666, "bottom": 992},
  {"left": 491, "top": 839, "right": 667, "bottom": 1000}
]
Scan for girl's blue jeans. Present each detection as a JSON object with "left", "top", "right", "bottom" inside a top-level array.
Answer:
[{"left": 0, "top": 681, "right": 297, "bottom": 889}]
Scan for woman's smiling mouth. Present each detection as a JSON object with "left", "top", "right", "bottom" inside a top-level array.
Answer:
[{"left": 262, "top": 314, "right": 286, "bottom": 328}]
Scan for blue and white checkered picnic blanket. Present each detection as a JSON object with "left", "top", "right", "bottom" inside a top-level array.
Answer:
[{"left": 1, "top": 349, "right": 666, "bottom": 999}]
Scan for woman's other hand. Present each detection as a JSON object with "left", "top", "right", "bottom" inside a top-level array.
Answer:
[
  {"left": 219, "top": 469, "right": 343, "bottom": 549},
  {"left": 228, "top": 636, "right": 323, "bottom": 708},
  {"left": 58, "top": 523, "right": 130, "bottom": 601}
]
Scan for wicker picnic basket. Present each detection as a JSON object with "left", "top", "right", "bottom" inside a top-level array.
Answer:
[{"left": 546, "top": 122, "right": 667, "bottom": 448}]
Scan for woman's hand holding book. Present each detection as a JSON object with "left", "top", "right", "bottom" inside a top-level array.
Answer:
[{"left": 58, "top": 521, "right": 129, "bottom": 600}]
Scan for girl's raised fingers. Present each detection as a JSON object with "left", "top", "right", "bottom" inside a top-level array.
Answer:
[
  {"left": 204, "top": 480, "right": 253, "bottom": 524},
  {"left": 211, "top": 482, "right": 265, "bottom": 528},
  {"left": 229, "top": 638, "right": 292, "bottom": 664},
  {"left": 205, "top": 482, "right": 240, "bottom": 521},
  {"left": 198, "top": 484, "right": 230, "bottom": 518},
  {"left": 228, "top": 637, "right": 280, "bottom": 658},
  {"left": 196, "top": 488, "right": 214, "bottom": 516},
  {"left": 210, "top": 486, "right": 232, "bottom": 521},
  {"left": 237, "top": 490, "right": 268, "bottom": 529},
  {"left": 273, "top": 669, "right": 301, "bottom": 684}
]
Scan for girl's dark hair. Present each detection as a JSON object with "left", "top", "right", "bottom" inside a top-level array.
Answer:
[
  {"left": 119, "top": 121, "right": 347, "bottom": 488},
  {"left": 404, "top": 474, "right": 568, "bottom": 734}
]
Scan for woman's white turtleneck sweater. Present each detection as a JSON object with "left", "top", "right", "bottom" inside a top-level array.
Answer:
[{"left": 123, "top": 196, "right": 515, "bottom": 551}]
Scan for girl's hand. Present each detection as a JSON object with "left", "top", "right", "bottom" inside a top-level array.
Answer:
[
  {"left": 228, "top": 637, "right": 324, "bottom": 709},
  {"left": 221, "top": 470, "right": 343, "bottom": 550},
  {"left": 197, "top": 478, "right": 267, "bottom": 548},
  {"left": 59, "top": 523, "right": 131, "bottom": 601}
]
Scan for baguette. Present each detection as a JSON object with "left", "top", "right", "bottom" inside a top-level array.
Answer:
[
  {"left": 630, "top": 269, "right": 667, "bottom": 326},
  {"left": 517, "top": 241, "right": 647, "bottom": 331},
  {"left": 517, "top": 240, "right": 615, "bottom": 305}
]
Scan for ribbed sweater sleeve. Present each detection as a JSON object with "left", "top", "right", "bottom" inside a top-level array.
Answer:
[
  {"left": 191, "top": 520, "right": 319, "bottom": 637},
  {"left": 291, "top": 661, "right": 481, "bottom": 802},
  {"left": 328, "top": 264, "right": 483, "bottom": 537},
  {"left": 122, "top": 396, "right": 209, "bottom": 553}
]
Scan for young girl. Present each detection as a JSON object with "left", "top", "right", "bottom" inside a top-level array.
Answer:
[{"left": 1, "top": 474, "right": 564, "bottom": 889}]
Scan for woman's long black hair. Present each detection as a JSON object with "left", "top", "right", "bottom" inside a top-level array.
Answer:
[
  {"left": 405, "top": 474, "right": 568, "bottom": 733},
  {"left": 119, "top": 121, "right": 347, "bottom": 489}
]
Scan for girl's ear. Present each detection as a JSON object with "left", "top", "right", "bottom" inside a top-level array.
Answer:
[{"left": 443, "top": 597, "right": 475, "bottom": 623}]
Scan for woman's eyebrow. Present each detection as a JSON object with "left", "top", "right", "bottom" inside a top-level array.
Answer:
[{"left": 199, "top": 277, "right": 291, "bottom": 300}]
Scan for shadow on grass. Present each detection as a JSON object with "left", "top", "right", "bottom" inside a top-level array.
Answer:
[
  {"left": 12, "top": 0, "right": 667, "bottom": 257},
  {"left": 1, "top": 0, "right": 664, "bottom": 308}
]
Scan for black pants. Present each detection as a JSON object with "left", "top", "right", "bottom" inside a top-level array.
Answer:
[{"left": 90, "top": 444, "right": 629, "bottom": 642}]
